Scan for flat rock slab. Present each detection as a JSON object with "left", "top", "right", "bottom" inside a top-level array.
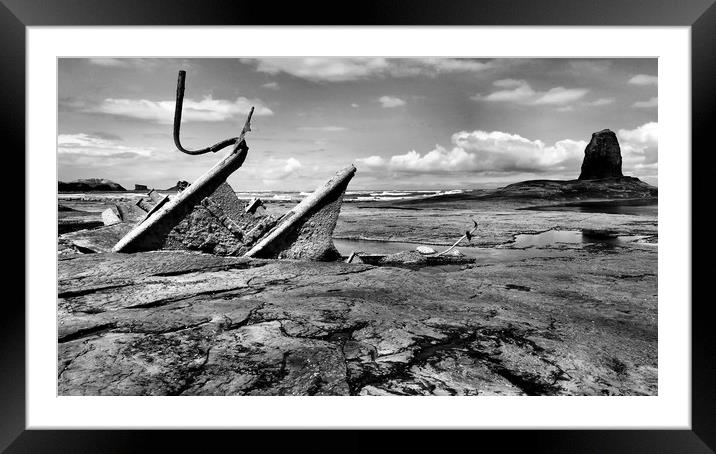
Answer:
[{"left": 58, "top": 249, "right": 657, "bottom": 396}]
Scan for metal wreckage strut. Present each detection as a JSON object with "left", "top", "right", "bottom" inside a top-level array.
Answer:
[{"left": 108, "top": 70, "right": 356, "bottom": 260}]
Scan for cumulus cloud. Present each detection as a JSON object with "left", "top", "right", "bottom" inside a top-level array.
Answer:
[
  {"left": 357, "top": 130, "right": 586, "bottom": 175},
  {"left": 357, "top": 122, "right": 658, "bottom": 177},
  {"left": 356, "top": 155, "right": 386, "bottom": 168},
  {"left": 240, "top": 57, "right": 491, "bottom": 82},
  {"left": 618, "top": 122, "right": 658, "bottom": 148},
  {"left": 86, "top": 58, "right": 172, "bottom": 70},
  {"left": 628, "top": 74, "right": 658, "bottom": 85},
  {"left": 282, "top": 157, "right": 302, "bottom": 174},
  {"left": 378, "top": 96, "right": 406, "bottom": 108},
  {"left": 261, "top": 81, "right": 279, "bottom": 89},
  {"left": 88, "top": 58, "right": 131, "bottom": 67},
  {"left": 473, "top": 79, "right": 588, "bottom": 106},
  {"left": 632, "top": 97, "right": 658, "bottom": 108},
  {"left": 618, "top": 122, "right": 658, "bottom": 169},
  {"left": 88, "top": 96, "right": 273, "bottom": 123},
  {"left": 58, "top": 133, "right": 153, "bottom": 158},
  {"left": 260, "top": 157, "right": 303, "bottom": 184}
]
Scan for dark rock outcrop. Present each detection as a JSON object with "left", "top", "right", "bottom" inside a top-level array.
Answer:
[
  {"left": 578, "top": 129, "right": 623, "bottom": 180},
  {"left": 59, "top": 179, "right": 126, "bottom": 192},
  {"left": 490, "top": 176, "right": 657, "bottom": 200},
  {"left": 134, "top": 184, "right": 148, "bottom": 191}
]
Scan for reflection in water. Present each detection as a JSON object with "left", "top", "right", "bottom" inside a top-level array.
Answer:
[
  {"left": 512, "top": 229, "right": 646, "bottom": 248},
  {"left": 524, "top": 200, "right": 658, "bottom": 216},
  {"left": 333, "top": 238, "right": 548, "bottom": 266},
  {"left": 334, "top": 229, "right": 652, "bottom": 261}
]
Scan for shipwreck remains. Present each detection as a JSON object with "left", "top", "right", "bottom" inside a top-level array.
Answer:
[{"left": 61, "top": 70, "right": 355, "bottom": 261}]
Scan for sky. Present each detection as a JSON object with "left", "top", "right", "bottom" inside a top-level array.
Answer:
[{"left": 58, "top": 58, "right": 658, "bottom": 191}]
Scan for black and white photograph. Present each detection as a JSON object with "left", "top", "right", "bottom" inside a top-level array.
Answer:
[{"left": 56, "top": 57, "right": 658, "bottom": 397}]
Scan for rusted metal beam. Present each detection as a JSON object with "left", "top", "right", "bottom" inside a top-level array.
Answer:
[
  {"left": 113, "top": 139, "right": 251, "bottom": 252},
  {"left": 243, "top": 165, "right": 356, "bottom": 258},
  {"left": 113, "top": 91, "right": 254, "bottom": 252},
  {"left": 173, "top": 70, "right": 245, "bottom": 156}
]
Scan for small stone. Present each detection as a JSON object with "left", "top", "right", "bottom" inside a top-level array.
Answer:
[
  {"left": 445, "top": 249, "right": 464, "bottom": 257},
  {"left": 416, "top": 246, "right": 436, "bottom": 255}
]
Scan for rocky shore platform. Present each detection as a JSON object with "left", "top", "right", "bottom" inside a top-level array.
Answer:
[{"left": 58, "top": 243, "right": 657, "bottom": 396}]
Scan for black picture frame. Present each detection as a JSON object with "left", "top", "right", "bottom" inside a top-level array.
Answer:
[{"left": 4, "top": 0, "right": 714, "bottom": 452}]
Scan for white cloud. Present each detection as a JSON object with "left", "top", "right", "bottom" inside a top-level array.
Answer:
[
  {"left": 628, "top": 74, "right": 658, "bottom": 85},
  {"left": 88, "top": 58, "right": 131, "bottom": 67},
  {"left": 260, "top": 158, "right": 303, "bottom": 184},
  {"left": 532, "top": 87, "right": 590, "bottom": 105},
  {"left": 261, "top": 81, "right": 279, "bottom": 89},
  {"left": 473, "top": 79, "right": 588, "bottom": 106},
  {"left": 297, "top": 126, "right": 347, "bottom": 132},
  {"left": 410, "top": 58, "right": 492, "bottom": 73},
  {"left": 86, "top": 58, "right": 170, "bottom": 70},
  {"left": 583, "top": 98, "right": 615, "bottom": 106},
  {"left": 351, "top": 103, "right": 360, "bottom": 108},
  {"left": 245, "top": 57, "right": 389, "bottom": 82},
  {"left": 618, "top": 122, "right": 658, "bottom": 169},
  {"left": 283, "top": 157, "right": 302, "bottom": 174},
  {"left": 632, "top": 97, "right": 658, "bottom": 108},
  {"left": 89, "top": 96, "right": 273, "bottom": 123},
  {"left": 378, "top": 96, "right": 406, "bottom": 108},
  {"left": 58, "top": 133, "right": 153, "bottom": 158},
  {"left": 356, "top": 155, "right": 386, "bottom": 167},
  {"left": 240, "top": 57, "right": 492, "bottom": 82},
  {"left": 357, "top": 122, "right": 658, "bottom": 177},
  {"left": 358, "top": 130, "right": 586, "bottom": 174},
  {"left": 618, "top": 122, "right": 658, "bottom": 147}
]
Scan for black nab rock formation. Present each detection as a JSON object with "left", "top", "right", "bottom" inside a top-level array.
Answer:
[{"left": 578, "top": 129, "right": 623, "bottom": 180}]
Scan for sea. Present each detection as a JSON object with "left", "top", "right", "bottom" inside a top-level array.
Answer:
[{"left": 58, "top": 189, "right": 466, "bottom": 204}]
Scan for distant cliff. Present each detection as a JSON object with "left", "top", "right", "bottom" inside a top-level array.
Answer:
[{"left": 59, "top": 179, "right": 126, "bottom": 192}]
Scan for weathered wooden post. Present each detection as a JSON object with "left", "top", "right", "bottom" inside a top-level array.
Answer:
[{"left": 112, "top": 71, "right": 254, "bottom": 253}]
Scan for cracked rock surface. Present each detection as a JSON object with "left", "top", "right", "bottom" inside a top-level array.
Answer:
[{"left": 58, "top": 248, "right": 656, "bottom": 396}]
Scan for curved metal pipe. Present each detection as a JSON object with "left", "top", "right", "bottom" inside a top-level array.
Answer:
[{"left": 173, "top": 70, "right": 240, "bottom": 155}]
